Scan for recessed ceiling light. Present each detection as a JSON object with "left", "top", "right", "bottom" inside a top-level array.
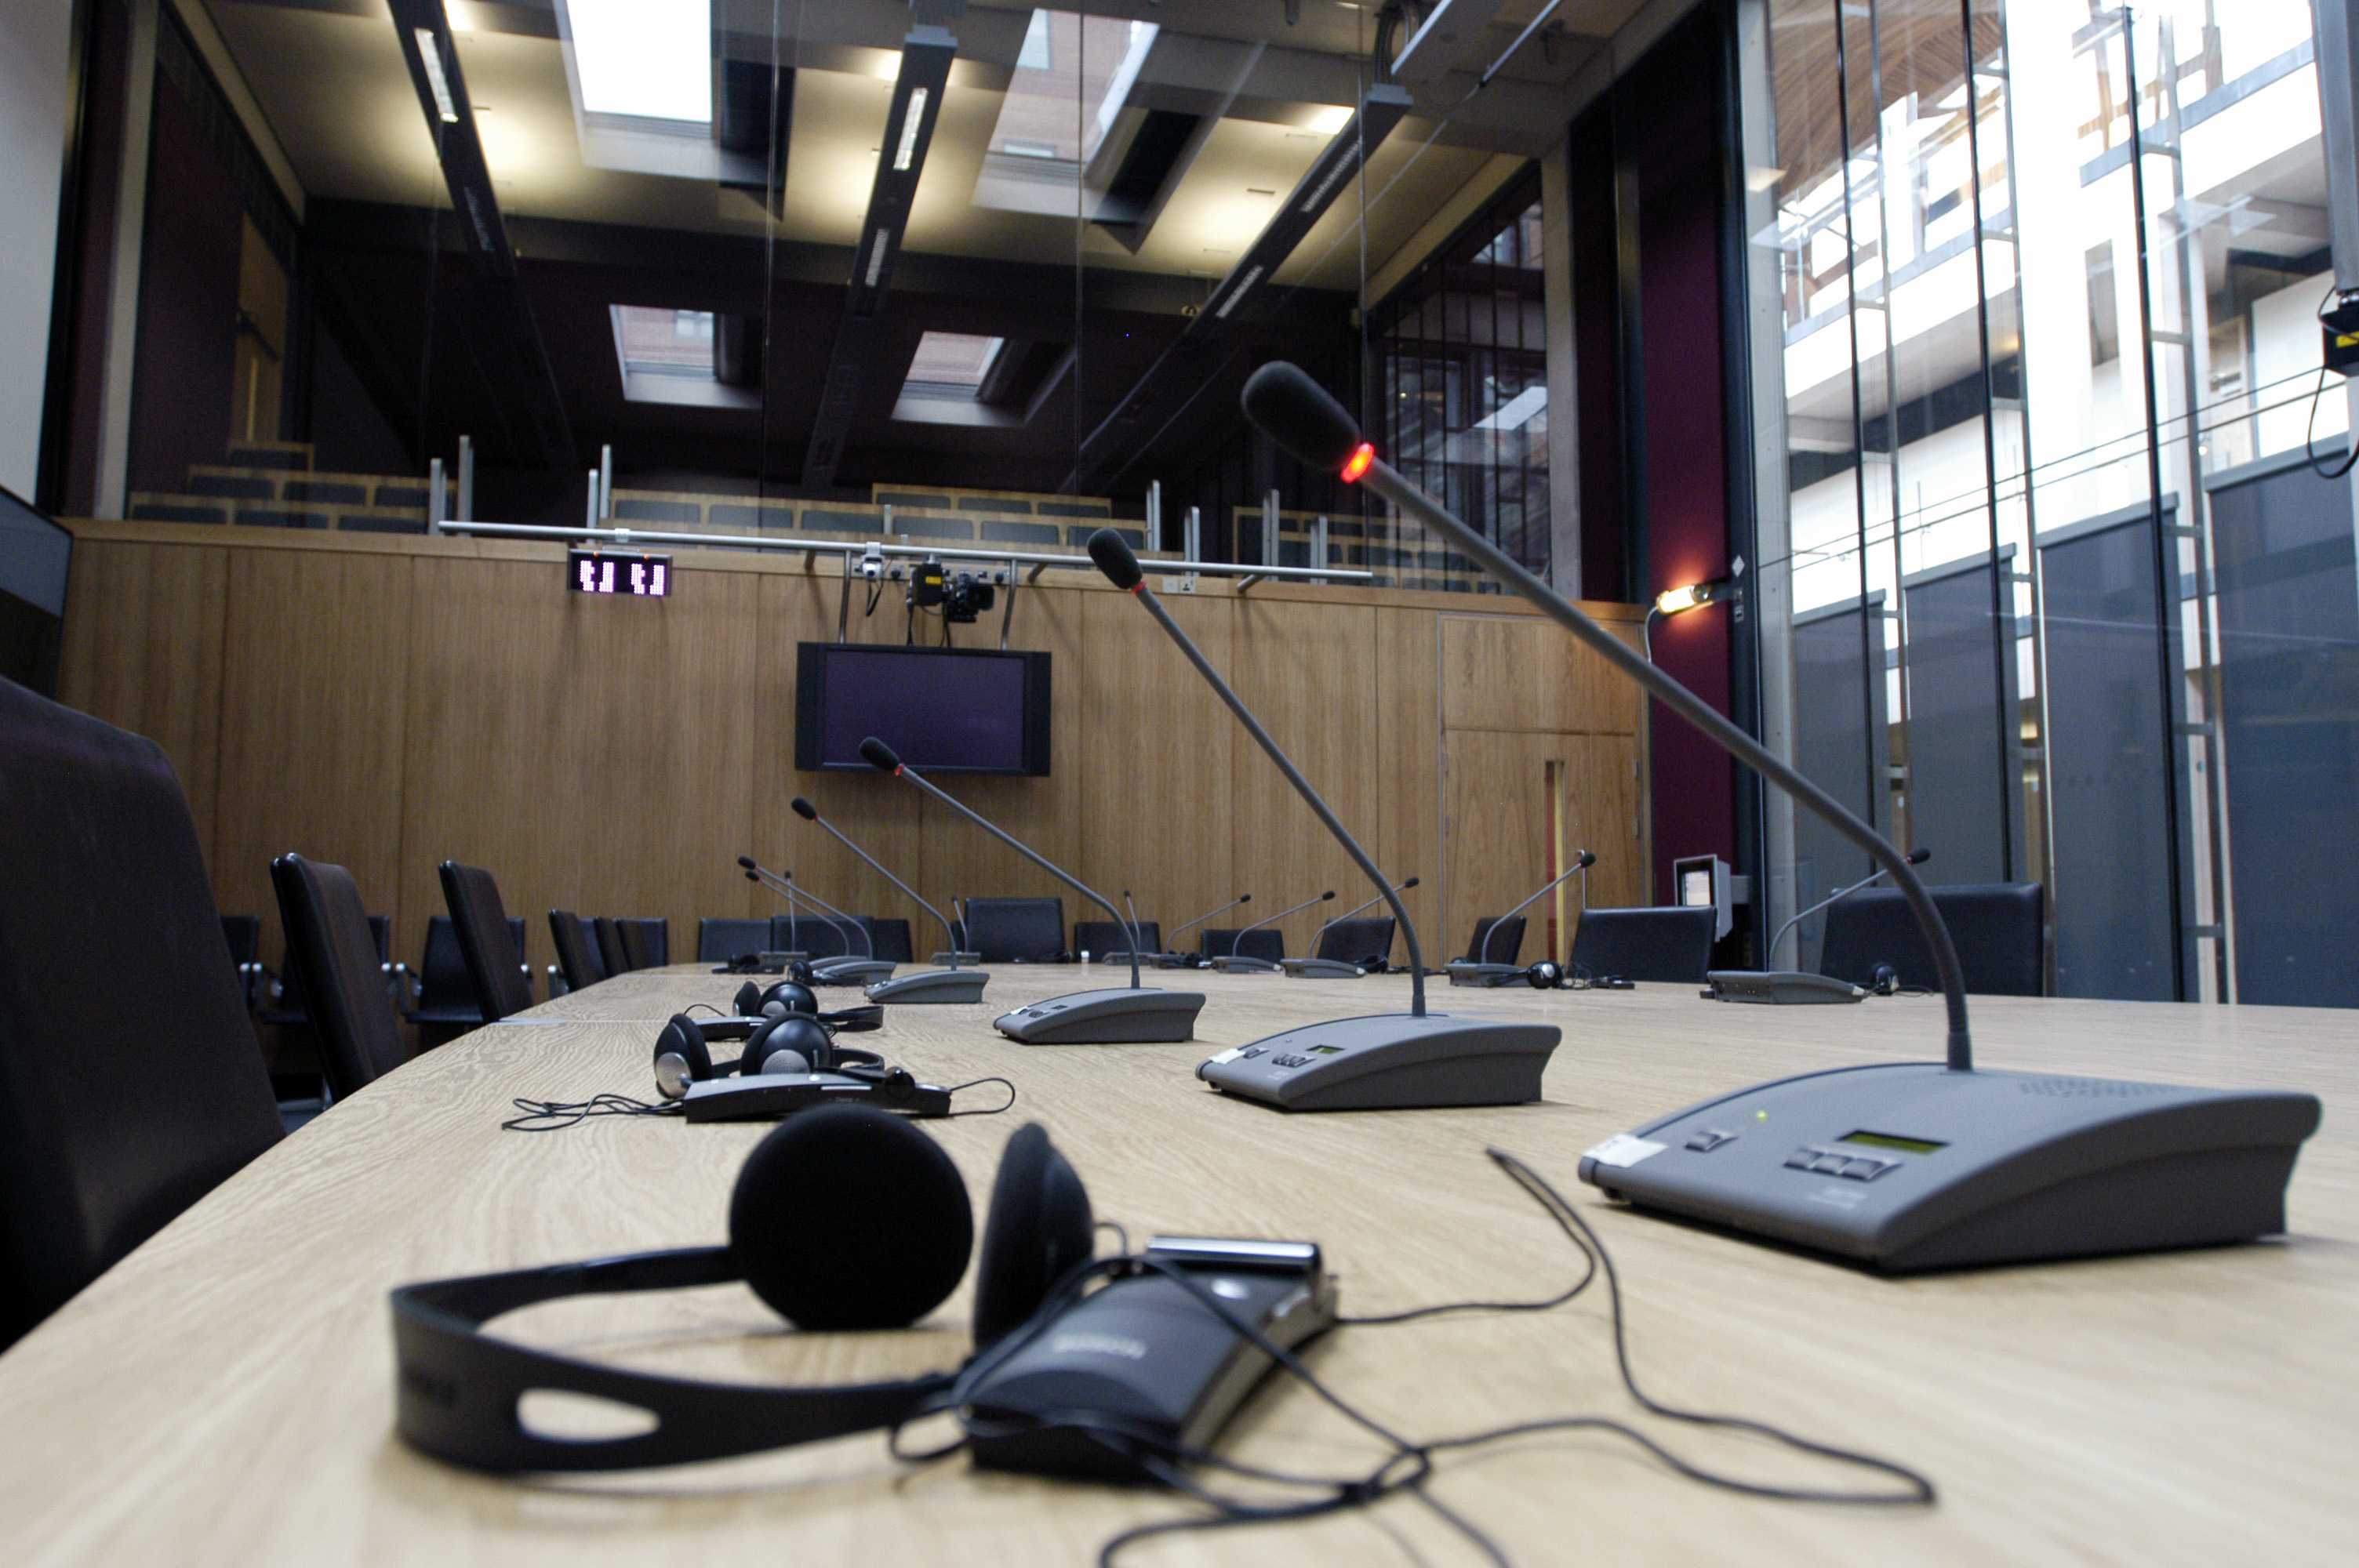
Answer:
[
  {"left": 1247, "top": 187, "right": 1276, "bottom": 196},
  {"left": 414, "top": 29, "right": 459, "bottom": 122},
  {"left": 561, "top": 0, "right": 712, "bottom": 122}
]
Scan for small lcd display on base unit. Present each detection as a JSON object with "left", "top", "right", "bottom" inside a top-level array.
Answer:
[
  {"left": 567, "top": 549, "right": 671, "bottom": 597},
  {"left": 1837, "top": 1131, "right": 1947, "bottom": 1156}
]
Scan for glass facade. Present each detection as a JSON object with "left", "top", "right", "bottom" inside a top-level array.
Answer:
[{"left": 1754, "top": 0, "right": 2353, "bottom": 1001}]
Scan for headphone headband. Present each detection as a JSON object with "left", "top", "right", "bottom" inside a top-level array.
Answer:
[{"left": 391, "top": 1246, "right": 952, "bottom": 1472}]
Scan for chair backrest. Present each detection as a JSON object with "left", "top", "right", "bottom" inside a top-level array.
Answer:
[
  {"left": 965, "top": 897, "right": 1066, "bottom": 962},
  {"left": 697, "top": 917, "right": 770, "bottom": 964},
  {"left": 0, "top": 680, "right": 282, "bottom": 1345},
  {"left": 220, "top": 915, "right": 260, "bottom": 971},
  {"left": 864, "top": 917, "right": 914, "bottom": 964},
  {"left": 271, "top": 854, "right": 407, "bottom": 1099},
  {"left": 1463, "top": 915, "right": 1527, "bottom": 965},
  {"left": 548, "top": 910, "right": 605, "bottom": 990},
  {"left": 1201, "top": 927, "right": 1284, "bottom": 963},
  {"left": 1072, "top": 919, "right": 1161, "bottom": 956},
  {"left": 591, "top": 916, "right": 629, "bottom": 977},
  {"left": 1569, "top": 906, "right": 1717, "bottom": 983},
  {"left": 419, "top": 915, "right": 526, "bottom": 1014},
  {"left": 438, "top": 862, "right": 533, "bottom": 1022},
  {"left": 616, "top": 916, "right": 670, "bottom": 971},
  {"left": 1316, "top": 916, "right": 1395, "bottom": 964},
  {"left": 1818, "top": 883, "right": 2045, "bottom": 996},
  {"left": 771, "top": 913, "right": 856, "bottom": 960},
  {"left": 271, "top": 913, "right": 389, "bottom": 1022}
]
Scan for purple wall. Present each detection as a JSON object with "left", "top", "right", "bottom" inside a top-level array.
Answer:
[{"left": 126, "top": 71, "right": 242, "bottom": 497}]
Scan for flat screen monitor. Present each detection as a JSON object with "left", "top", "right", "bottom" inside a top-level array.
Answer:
[{"left": 794, "top": 642, "right": 1051, "bottom": 776}]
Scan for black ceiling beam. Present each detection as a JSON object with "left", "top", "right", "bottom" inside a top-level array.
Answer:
[
  {"left": 800, "top": 25, "right": 958, "bottom": 490},
  {"left": 387, "top": 0, "right": 576, "bottom": 472},
  {"left": 1062, "top": 82, "right": 1410, "bottom": 495}
]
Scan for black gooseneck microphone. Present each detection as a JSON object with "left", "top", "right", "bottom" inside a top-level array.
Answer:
[
  {"left": 1474, "top": 851, "right": 1595, "bottom": 967},
  {"left": 1238, "top": 361, "right": 1971, "bottom": 1069},
  {"left": 783, "top": 800, "right": 959, "bottom": 969},
  {"left": 860, "top": 739, "right": 1206, "bottom": 1044},
  {"left": 1158, "top": 893, "right": 1250, "bottom": 962},
  {"left": 1312, "top": 877, "right": 1418, "bottom": 945},
  {"left": 1086, "top": 532, "right": 1428, "bottom": 1019},
  {"left": 1770, "top": 847, "right": 1931, "bottom": 967},
  {"left": 738, "top": 857, "right": 869, "bottom": 961},
  {"left": 1216, "top": 887, "right": 1336, "bottom": 972},
  {"left": 739, "top": 853, "right": 800, "bottom": 952}
]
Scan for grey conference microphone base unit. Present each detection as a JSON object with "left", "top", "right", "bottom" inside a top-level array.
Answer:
[
  {"left": 1210, "top": 954, "right": 1279, "bottom": 974},
  {"left": 1197, "top": 1013, "right": 1559, "bottom": 1112},
  {"left": 1084, "top": 529, "right": 1559, "bottom": 1110},
  {"left": 1445, "top": 960, "right": 1531, "bottom": 988},
  {"left": 930, "top": 949, "right": 983, "bottom": 967},
  {"left": 812, "top": 957, "right": 897, "bottom": 985},
  {"left": 1578, "top": 1063, "right": 2320, "bottom": 1271},
  {"left": 856, "top": 740, "right": 1198, "bottom": 1044},
  {"left": 1236, "top": 358, "right": 2320, "bottom": 1258},
  {"left": 866, "top": 967, "right": 990, "bottom": 1005},
  {"left": 1703, "top": 970, "right": 1864, "bottom": 1004},
  {"left": 993, "top": 986, "right": 1210, "bottom": 1044},
  {"left": 1278, "top": 956, "right": 1377, "bottom": 979}
]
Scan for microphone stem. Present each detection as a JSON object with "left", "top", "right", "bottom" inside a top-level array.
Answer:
[
  {"left": 1361, "top": 456, "right": 1960, "bottom": 1062},
  {"left": 809, "top": 816, "right": 953, "bottom": 967},
  {"left": 1163, "top": 895, "right": 1244, "bottom": 944},
  {"left": 1131, "top": 587, "right": 1424, "bottom": 1015},
  {"left": 1481, "top": 858, "right": 1587, "bottom": 964},
  {"left": 750, "top": 866, "right": 868, "bottom": 958},
  {"left": 892, "top": 769, "right": 1141, "bottom": 989},
  {"left": 1234, "top": 890, "right": 1330, "bottom": 943},
  {"left": 1769, "top": 866, "right": 1890, "bottom": 968},
  {"left": 1312, "top": 879, "right": 1411, "bottom": 945}
]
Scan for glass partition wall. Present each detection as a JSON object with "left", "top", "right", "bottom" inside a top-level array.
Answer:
[
  {"left": 115, "top": 1, "right": 1576, "bottom": 594},
  {"left": 1754, "top": 0, "right": 2352, "bottom": 1002}
]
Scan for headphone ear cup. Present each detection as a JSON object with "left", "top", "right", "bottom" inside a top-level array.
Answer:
[
  {"left": 752, "top": 1013, "right": 832, "bottom": 1070},
  {"left": 732, "top": 980, "right": 763, "bottom": 1016},
  {"left": 729, "top": 1105, "right": 972, "bottom": 1330},
  {"left": 757, "top": 979, "right": 820, "bottom": 1019},
  {"left": 652, "top": 1014, "right": 715, "bottom": 1099},
  {"left": 971, "top": 1123, "right": 1094, "bottom": 1350}
]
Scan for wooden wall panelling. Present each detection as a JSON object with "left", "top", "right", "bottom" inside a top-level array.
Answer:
[
  {"left": 1564, "top": 734, "right": 1645, "bottom": 913},
  {"left": 210, "top": 549, "right": 415, "bottom": 970},
  {"left": 1438, "top": 608, "right": 1646, "bottom": 736},
  {"left": 1227, "top": 595, "right": 1383, "bottom": 960},
  {"left": 1075, "top": 587, "right": 1235, "bottom": 957},
  {"left": 1441, "top": 730, "right": 1569, "bottom": 967},
  {"left": 1372, "top": 607, "right": 1442, "bottom": 967},
  {"left": 919, "top": 581, "right": 1090, "bottom": 938},
  {"left": 54, "top": 542, "right": 230, "bottom": 857},
  {"left": 394, "top": 557, "right": 761, "bottom": 979}
]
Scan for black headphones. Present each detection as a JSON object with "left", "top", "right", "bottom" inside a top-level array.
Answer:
[
  {"left": 1525, "top": 959, "right": 1568, "bottom": 989},
  {"left": 391, "top": 1108, "right": 1093, "bottom": 1473},
  {"left": 654, "top": 986, "right": 888, "bottom": 1100}
]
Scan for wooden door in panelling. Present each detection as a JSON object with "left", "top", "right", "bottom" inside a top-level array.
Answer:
[
  {"left": 1442, "top": 730, "right": 1568, "bottom": 967},
  {"left": 1075, "top": 587, "right": 1235, "bottom": 955},
  {"left": 212, "top": 548, "right": 414, "bottom": 968},
  {"left": 1228, "top": 597, "right": 1382, "bottom": 960},
  {"left": 396, "top": 557, "right": 761, "bottom": 977}
]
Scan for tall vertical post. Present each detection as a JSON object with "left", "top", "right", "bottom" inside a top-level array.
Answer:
[
  {"left": 1147, "top": 479, "right": 1161, "bottom": 551},
  {"left": 1262, "top": 488, "right": 1280, "bottom": 567},
  {"left": 456, "top": 434, "right": 474, "bottom": 523},
  {"left": 427, "top": 457, "right": 445, "bottom": 532},
  {"left": 598, "top": 444, "right": 614, "bottom": 521}
]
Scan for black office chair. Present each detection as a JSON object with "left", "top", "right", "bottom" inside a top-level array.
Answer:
[
  {"left": 771, "top": 915, "right": 857, "bottom": 960},
  {"left": 1569, "top": 907, "right": 1717, "bottom": 984},
  {"left": 697, "top": 917, "right": 770, "bottom": 965},
  {"left": 437, "top": 862, "right": 534, "bottom": 1023},
  {"left": 0, "top": 680, "right": 282, "bottom": 1347},
  {"left": 271, "top": 854, "right": 409, "bottom": 1102},
  {"left": 221, "top": 914, "right": 264, "bottom": 1006},
  {"left": 1074, "top": 919, "right": 1161, "bottom": 958},
  {"left": 616, "top": 916, "right": 670, "bottom": 971},
  {"left": 408, "top": 916, "right": 529, "bottom": 1041},
  {"left": 1201, "top": 928, "right": 1284, "bottom": 964},
  {"left": 1315, "top": 917, "right": 1395, "bottom": 967},
  {"left": 592, "top": 916, "right": 630, "bottom": 977},
  {"left": 548, "top": 909, "right": 605, "bottom": 993},
  {"left": 864, "top": 917, "right": 914, "bottom": 964},
  {"left": 965, "top": 897, "right": 1067, "bottom": 963},
  {"left": 1818, "top": 883, "right": 2045, "bottom": 996},
  {"left": 1461, "top": 916, "right": 1527, "bottom": 966},
  {"left": 256, "top": 913, "right": 391, "bottom": 1035}
]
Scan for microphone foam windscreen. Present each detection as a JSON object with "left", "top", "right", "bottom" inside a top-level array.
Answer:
[
  {"left": 859, "top": 736, "right": 900, "bottom": 771},
  {"left": 730, "top": 1105, "right": 972, "bottom": 1330},
  {"left": 1086, "top": 528, "right": 1143, "bottom": 590},
  {"left": 791, "top": 797, "right": 817, "bottom": 821},
  {"left": 737, "top": 855, "right": 758, "bottom": 869},
  {"left": 1241, "top": 362, "right": 1362, "bottom": 472}
]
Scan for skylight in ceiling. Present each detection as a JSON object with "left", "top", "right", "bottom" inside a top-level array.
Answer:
[
  {"left": 560, "top": 0, "right": 713, "bottom": 123},
  {"left": 609, "top": 306, "right": 758, "bottom": 410},
  {"left": 903, "top": 332, "right": 1006, "bottom": 396},
  {"left": 975, "top": 10, "right": 1158, "bottom": 216}
]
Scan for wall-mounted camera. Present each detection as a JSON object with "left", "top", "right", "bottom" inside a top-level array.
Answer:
[
  {"left": 859, "top": 543, "right": 884, "bottom": 582},
  {"left": 907, "top": 561, "right": 998, "bottom": 622}
]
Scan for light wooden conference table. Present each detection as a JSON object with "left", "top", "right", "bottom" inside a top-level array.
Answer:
[{"left": 2, "top": 964, "right": 2353, "bottom": 1566}]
